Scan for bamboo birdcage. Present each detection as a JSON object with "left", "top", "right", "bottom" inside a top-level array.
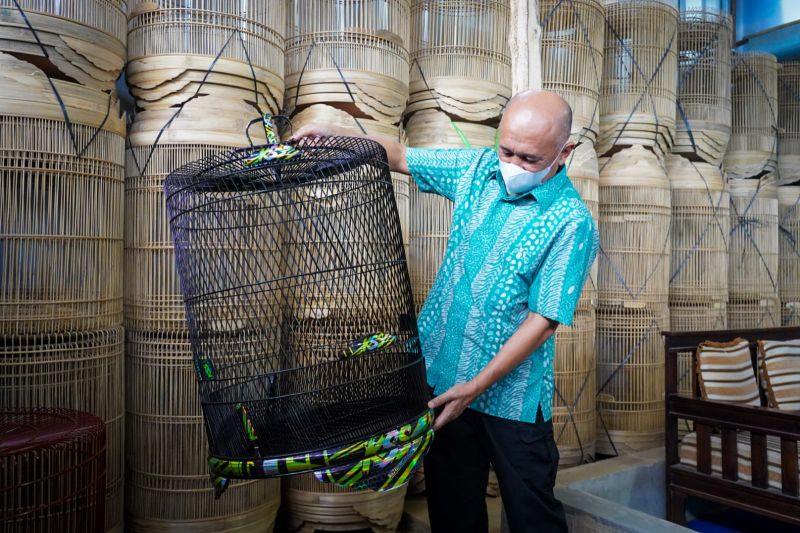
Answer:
[
  {"left": 672, "top": 8, "right": 733, "bottom": 165},
  {"left": 0, "top": 1, "right": 126, "bottom": 90},
  {"left": 596, "top": 301, "right": 668, "bottom": 456},
  {"left": 0, "top": 328, "right": 125, "bottom": 531},
  {"left": 540, "top": 0, "right": 605, "bottom": 144},
  {"left": 407, "top": 0, "right": 511, "bottom": 123},
  {"left": 597, "top": 0, "right": 679, "bottom": 161},
  {"left": 728, "top": 177, "right": 780, "bottom": 300},
  {"left": 405, "top": 109, "right": 496, "bottom": 312},
  {"left": 724, "top": 52, "right": 779, "bottom": 179},
  {"left": 598, "top": 146, "right": 672, "bottom": 305},
  {"left": 290, "top": 104, "right": 411, "bottom": 257},
  {"left": 666, "top": 154, "right": 729, "bottom": 306},
  {"left": 125, "top": 330, "right": 281, "bottom": 531},
  {"left": 779, "top": 61, "right": 800, "bottom": 186},
  {"left": 779, "top": 186, "right": 800, "bottom": 326},
  {"left": 1, "top": 409, "right": 107, "bottom": 533},
  {"left": 565, "top": 142, "right": 600, "bottom": 309},
  {"left": 552, "top": 307, "right": 596, "bottom": 467},
  {"left": 285, "top": 0, "right": 410, "bottom": 125},
  {"left": 284, "top": 475, "right": 408, "bottom": 533},
  {"left": 0, "top": 53, "right": 125, "bottom": 335},
  {"left": 126, "top": 0, "right": 285, "bottom": 114},
  {"left": 728, "top": 177, "right": 780, "bottom": 328}
]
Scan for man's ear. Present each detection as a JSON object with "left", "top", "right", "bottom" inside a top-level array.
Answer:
[{"left": 559, "top": 142, "right": 576, "bottom": 166}]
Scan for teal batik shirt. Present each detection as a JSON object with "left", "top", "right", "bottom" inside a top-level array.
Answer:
[{"left": 407, "top": 147, "right": 599, "bottom": 423}]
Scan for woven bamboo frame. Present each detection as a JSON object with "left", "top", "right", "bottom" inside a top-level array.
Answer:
[
  {"left": 598, "top": 0, "right": 679, "bottom": 160},
  {"left": 595, "top": 301, "right": 668, "bottom": 456},
  {"left": 779, "top": 186, "right": 800, "bottom": 326},
  {"left": 285, "top": 0, "right": 410, "bottom": 124},
  {"left": 285, "top": 475, "right": 408, "bottom": 533},
  {"left": 125, "top": 143, "right": 253, "bottom": 332},
  {"left": 724, "top": 52, "right": 779, "bottom": 179},
  {"left": 598, "top": 146, "right": 672, "bottom": 305},
  {"left": 553, "top": 307, "right": 596, "bottom": 467},
  {"left": 0, "top": 5, "right": 126, "bottom": 90},
  {"left": 127, "top": 0, "right": 285, "bottom": 113},
  {"left": 728, "top": 177, "right": 779, "bottom": 301},
  {"left": 125, "top": 329, "right": 281, "bottom": 529},
  {"left": 0, "top": 327, "right": 125, "bottom": 531},
  {"left": 666, "top": 155, "right": 729, "bottom": 304},
  {"left": 290, "top": 104, "right": 411, "bottom": 255},
  {"left": 1, "top": 0, "right": 126, "bottom": 42},
  {"left": 727, "top": 298, "right": 781, "bottom": 329},
  {"left": 779, "top": 61, "right": 800, "bottom": 186},
  {"left": 0, "top": 113, "right": 124, "bottom": 335},
  {"left": 566, "top": 142, "right": 600, "bottom": 309},
  {"left": 0, "top": 409, "right": 107, "bottom": 533},
  {"left": 540, "top": 0, "right": 604, "bottom": 144},
  {"left": 408, "top": 0, "right": 511, "bottom": 122},
  {"left": 669, "top": 302, "right": 727, "bottom": 332},
  {"left": 672, "top": 8, "right": 732, "bottom": 165},
  {"left": 405, "top": 110, "right": 496, "bottom": 312}
]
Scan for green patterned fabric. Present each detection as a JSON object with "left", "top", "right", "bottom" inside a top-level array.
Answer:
[{"left": 407, "top": 147, "right": 598, "bottom": 423}]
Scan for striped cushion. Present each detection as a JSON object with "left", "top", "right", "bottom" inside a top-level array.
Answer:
[
  {"left": 758, "top": 339, "right": 800, "bottom": 410},
  {"left": 695, "top": 338, "right": 761, "bottom": 406},
  {"left": 679, "top": 431, "right": 798, "bottom": 491}
]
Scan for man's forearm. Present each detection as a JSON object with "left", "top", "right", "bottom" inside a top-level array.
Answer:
[{"left": 471, "top": 312, "right": 558, "bottom": 395}]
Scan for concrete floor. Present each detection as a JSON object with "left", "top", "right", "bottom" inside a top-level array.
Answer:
[{"left": 399, "top": 493, "right": 504, "bottom": 533}]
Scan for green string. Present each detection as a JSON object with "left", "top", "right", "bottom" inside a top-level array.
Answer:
[{"left": 450, "top": 121, "right": 471, "bottom": 148}]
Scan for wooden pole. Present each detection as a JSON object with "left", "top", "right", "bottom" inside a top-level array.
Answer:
[{"left": 509, "top": 0, "right": 542, "bottom": 94}]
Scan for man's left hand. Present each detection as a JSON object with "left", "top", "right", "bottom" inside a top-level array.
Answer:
[{"left": 428, "top": 381, "right": 481, "bottom": 430}]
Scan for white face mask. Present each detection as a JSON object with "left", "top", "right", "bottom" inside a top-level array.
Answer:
[{"left": 498, "top": 143, "right": 567, "bottom": 195}]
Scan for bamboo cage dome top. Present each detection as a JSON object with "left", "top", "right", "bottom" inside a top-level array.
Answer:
[
  {"left": 1, "top": 0, "right": 127, "bottom": 44},
  {"left": 407, "top": 0, "right": 511, "bottom": 121},
  {"left": 405, "top": 108, "right": 496, "bottom": 148},
  {"left": 164, "top": 136, "right": 432, "bottom": 492},
  {"left": 566, "top": 141, "right": 600, "bottom": 182},
  {"left": 665, "top": 153, "right": 725, "bottom": 191},
  {"left": 672, "top": 8, "right": 733, "bottom": 164},
  {"left": 0, "top": 52, "right": 124, "bottom": 134},
  {"left": 598, "top": 0, "right": 679, "bottom": 159},
  {"left": 779, "top": 61, "right": 800, "bottom": 185},
  {"left": 728, "top": 174, "right": 778, "bottom": 199},
  {"left": 540, "top": 0, "right": 604, "bottom": 141},
  {"left": 291, "top": 103, "right": 400, "bottom": 139},
  {"left": 725, "top": 51, "right": 779, "bottom": 179},
  {"left": 599, "top": 145, "right": 670, "bottom": 189}
]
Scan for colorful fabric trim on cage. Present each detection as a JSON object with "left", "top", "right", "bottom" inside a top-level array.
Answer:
[
  {"left": 243, "top": 143, "right": 301, "bottom": 166},
  {"left": 345, "top": 332, "right": 397, "bottom": 358},
  {"left": 208, "top": 409, "right": 434, "bottom": 495}
]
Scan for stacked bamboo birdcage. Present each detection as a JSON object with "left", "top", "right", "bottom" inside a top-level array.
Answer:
[
  {"left": 779, "top": 61, "right": 800, "bottom": 185},
  {"left": 538, "top": 0, "right": 603, "bottom": 467},
  {"left": 0, "top": 2, "right": 127, "bottom": 529},
  {"left": 123, "top": 1, "right": 281, "bottom": 529},
  {"left": 540, "top": 0, "right": 604, "bottom": 145},
  {"left": 672, "top": 7, "right": 733, "bottom": 165},
  {"left": 727, "top": 178, "right": 781, "bottom": 328},
  {"left": 779, "top": 186, "right": 800, "bottom": 326},
  {"left": 596, "top": 146, "right": 671, "bottom": 456},
  {"left": 724, "top": 52, "right": 779, "bottom": 179},
  {"left": 549, "top": 137, "right": 600, "bottom": 467},
  {"left": 597, "top": 0, "right": 679, "bottom": 160},
  {"left": 405, "top": 0, "right": 509, "bottom": 314},
  {"left": 284, "top": 0, "right": 410, "bottom": 124}
]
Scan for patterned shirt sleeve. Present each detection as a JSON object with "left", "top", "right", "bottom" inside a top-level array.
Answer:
[
  {"left": 406, "top": 148, "right": 487, "bottom": 202},
  {"left": 528, "top": 214, "right": 599, "bottom": 326}
]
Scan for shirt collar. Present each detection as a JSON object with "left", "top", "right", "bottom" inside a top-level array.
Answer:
[{"left": 492, "top": 161, "right": 569, "bottom": 209}]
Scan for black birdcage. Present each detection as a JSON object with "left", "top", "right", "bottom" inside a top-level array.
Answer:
[{"left": 164, "top": 128, "right": 432, "bottom": 494}]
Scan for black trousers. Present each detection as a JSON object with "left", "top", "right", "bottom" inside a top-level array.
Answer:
[{"left": 424, "top": 408, "right": 568, "bottom": 533}]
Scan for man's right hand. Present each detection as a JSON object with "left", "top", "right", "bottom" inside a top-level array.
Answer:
[{"left": 289, "top": 124, "right": 361, "bottom": 143}]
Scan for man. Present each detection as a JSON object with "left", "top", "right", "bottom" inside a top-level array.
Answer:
[{"left": 291, "top": 90, "right": 598, "bottom": 533}]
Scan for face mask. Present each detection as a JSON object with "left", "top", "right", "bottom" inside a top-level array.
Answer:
[{"left": 498, "top": 142, "right": 567, "bottom": 195}]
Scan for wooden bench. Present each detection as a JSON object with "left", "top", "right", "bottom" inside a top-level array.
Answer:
[{"left": 664, "top": 327, "right": 800, "bottom": 526}]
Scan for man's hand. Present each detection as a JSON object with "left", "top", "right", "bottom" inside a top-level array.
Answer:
[
  {"left": 428, "top": 381, "right": 481, "bottom": 430},
  {"left": 289, "top": 124, "right": 360, "bottom": 143}
]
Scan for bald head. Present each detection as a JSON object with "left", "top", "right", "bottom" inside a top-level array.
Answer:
[{"left": 496, "top": 90, "right": 575, "bottom": 181}]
